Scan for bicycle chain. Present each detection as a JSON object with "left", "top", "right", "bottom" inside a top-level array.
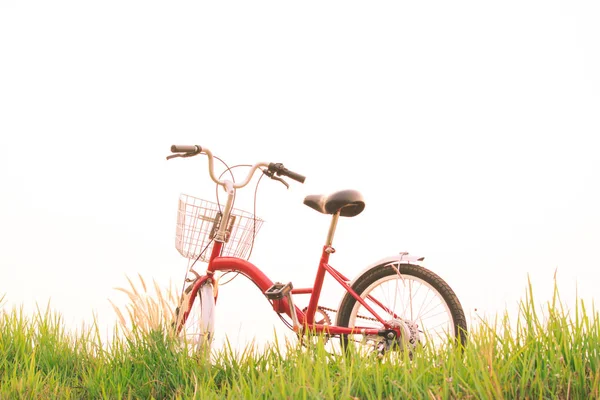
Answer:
[
  {"left": 318, "top": 306, "right": 380, "bottom": 323},
  {"left": 300, "top": 306, "right": 384, "bottom": 347},
  {"left": 317, "top": 306, "right": 383, "bottom": 347}
]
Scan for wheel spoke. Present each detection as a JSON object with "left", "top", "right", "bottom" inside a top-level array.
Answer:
[
  {"left": 392, "top": 275, "right": 399, "bottom": 319},
  {"left": 425, "top": 319, "right": 454, "bottom": 333},
  {"left": 418, "top": 303, "right": 448, "bottom": 321},
  {"left": 415, "top": 289, "right": 438, "bottom": 320}
]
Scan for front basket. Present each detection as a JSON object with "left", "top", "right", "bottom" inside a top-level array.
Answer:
[{"left": 175, "top": 194, "right": 264, "bottom": 262}]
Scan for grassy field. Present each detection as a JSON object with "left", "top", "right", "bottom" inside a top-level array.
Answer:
[{"left": 1, "top": 282, "right": 599, "bottom": 399}]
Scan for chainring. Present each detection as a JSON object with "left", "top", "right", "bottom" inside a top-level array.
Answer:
[{"left": 299, "top": 306, "right": 332, "bottom": 345}]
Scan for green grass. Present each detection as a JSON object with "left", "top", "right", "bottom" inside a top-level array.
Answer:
[{"left": 1, "top": 281, "right": 599, "bottom": 399}]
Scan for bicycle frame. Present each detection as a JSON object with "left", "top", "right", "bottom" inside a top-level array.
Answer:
[{"left": 184, "top": 221, "right": 400, "bottom": 339}]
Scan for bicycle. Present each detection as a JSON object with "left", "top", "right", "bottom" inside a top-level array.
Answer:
[{"left": 167, "top": 144, "right": 467, "bottom": 357}]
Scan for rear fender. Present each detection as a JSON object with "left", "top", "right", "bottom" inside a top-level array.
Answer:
[
  {"left": 348, "top": 252, "right": 424, "bottom": 287},
  {"left": 336, "top": 252, "right": 424, "bottom": 311}
]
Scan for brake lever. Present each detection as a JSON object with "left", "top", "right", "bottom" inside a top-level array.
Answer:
[
  {"left": 272, "top": 175, "right": 290, "bottom": 189},
  {"left": 262, "top": 169, "right": 290, "bottom": 189},
  {"left": 166, "top": 151, "right": 200, "bottom": 161}
]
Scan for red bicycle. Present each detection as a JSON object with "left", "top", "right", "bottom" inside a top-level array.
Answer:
[{"left": 168, "top": 145, "right": 467, "bottom": 356}]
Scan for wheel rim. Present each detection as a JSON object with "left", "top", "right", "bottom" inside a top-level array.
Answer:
[
  {"left": 178, "top": 284, "right": 215, "bottom": 354},
  {"left": 347, "top": 272, "right": 455, "bottom": 354}
]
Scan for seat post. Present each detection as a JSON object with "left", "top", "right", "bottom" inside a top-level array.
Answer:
[{"left": 326, "top": 211, "right": 341, "bottom": 247}]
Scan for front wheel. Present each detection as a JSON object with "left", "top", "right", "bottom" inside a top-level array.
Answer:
[
  {"left": 173, "top": 281, "right": 216, "bottom": 354},
  {"left": 336, "top": 263, "right": 467, "bottom": 354}
]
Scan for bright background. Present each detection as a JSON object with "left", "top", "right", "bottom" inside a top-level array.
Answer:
[{"left": 1, "top": 1, "right": 599, "bottom": 349}]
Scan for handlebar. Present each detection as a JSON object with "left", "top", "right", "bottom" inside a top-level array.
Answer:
[
  {"left": 167, "top": 144, "right": 306, "bottom": 189},
  {"left": 171, "top": 144, "right": 201, "bottom": 153}
]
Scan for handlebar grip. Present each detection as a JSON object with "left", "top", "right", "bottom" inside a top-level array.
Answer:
[
  {"left": 284, "top": 169, "right": 306, "bottom": 184},
  {"left": 171, "top": 144, "right": 202, "bottom": 153},
  {"left": 267, "top": 162, "right": 306, "bottom": 184}
]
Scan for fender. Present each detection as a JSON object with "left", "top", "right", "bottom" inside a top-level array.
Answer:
[
  {"left": 335, "top": 252, "right": 424, "bottom": 312},
  {"left": 347, "top": 252, "right": 425, "bottom": 287}
]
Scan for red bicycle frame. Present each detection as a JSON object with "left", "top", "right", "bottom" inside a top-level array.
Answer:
[{"left": 184, "top": 239, "right": 400, "bottom": 339}]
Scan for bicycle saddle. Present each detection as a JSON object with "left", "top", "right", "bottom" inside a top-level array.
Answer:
[{"left": 303, "top": 189, "right": 365, "bottom": 217}]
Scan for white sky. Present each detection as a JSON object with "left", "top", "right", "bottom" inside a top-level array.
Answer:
[{"left": 1, "top": 1, "right": 599, "bottom": 349}]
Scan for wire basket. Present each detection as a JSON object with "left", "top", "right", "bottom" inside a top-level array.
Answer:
[{"left": 175, "top": 194, "right": 264, "bottom": 262}]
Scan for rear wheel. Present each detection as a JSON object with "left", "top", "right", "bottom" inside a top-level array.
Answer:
[
  {"left": 174, "top": 281, "right": 216, "bottom": 354},
  {"left": 336, "top": 263, "right": 467, "bottom": 355}
]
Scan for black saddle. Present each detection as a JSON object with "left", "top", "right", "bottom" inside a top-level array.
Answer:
[{"left": 303, "top": 189, "right": 365, "bottom": 217}]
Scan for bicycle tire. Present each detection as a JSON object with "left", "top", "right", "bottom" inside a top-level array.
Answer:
[
  {"left": 336, "top": 262, "right": 467, "bottom": 353},
  {"left": 174, "top": 281, "right": 216, "bottom": 354}
]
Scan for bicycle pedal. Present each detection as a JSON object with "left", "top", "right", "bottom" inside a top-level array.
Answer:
[{"left": 264, "top": 282, "right": 293, "bottom": 300}]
